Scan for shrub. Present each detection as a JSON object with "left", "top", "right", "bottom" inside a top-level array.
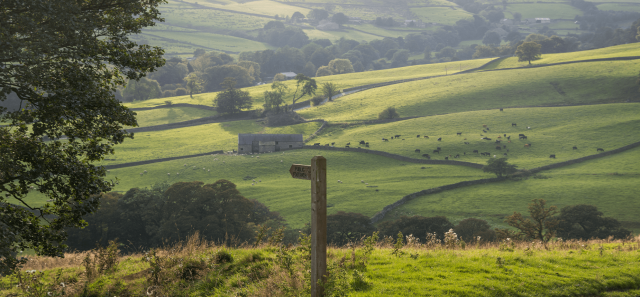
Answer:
[
  {"left": 162, "top": 90, "right": 176, "bottom": 98},
  {"left": 310, "top": 95, "right": 324, "bottom": 106},
  {"left": 213, "top": 250, "right": 234, "bottom": 264},
  {"left": 273, "top": 73, "right": 286, "bottom": 82},
  {"left": 174, "top": 88, "right": 188, "bottom": 96},
  {"left": 378, "top": 106, "right": 399, "bottom": 120},
  {"left": 454, "top": 218, "right": 496, "bottom": 242}
]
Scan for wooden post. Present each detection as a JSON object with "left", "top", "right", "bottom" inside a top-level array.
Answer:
[{"left": 311, "top": 156, "right": 327, "bottom": 297}]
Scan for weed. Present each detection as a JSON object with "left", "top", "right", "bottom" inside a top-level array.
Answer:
[
  {"left": 213, "top": 250, "right": 234, "bottom": 264},
  {"left": 15, "top": 269, "right": 65, "bottom": 297},
  {"left": 496, "top": 257, "right": 505, "bottom": 267},
  {"left": 254, "top": 224, "right": 270, "bottom": 247},
  {"left": 350, "top": 269, "right": 371, "bottom": 291},
  {"left": 391, "top": 231, "right": 404, "bottom": 257}
]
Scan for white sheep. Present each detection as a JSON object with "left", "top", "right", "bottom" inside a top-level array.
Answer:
[
  {"left": 251, "top": 183, "right": 254, "bottom": 186},
  {"left": 253, "top": 179, "right": 256, "bottom": 182},
  {"left": 107, "top": 170, "right": 110, "bottom": 173},
  {"left": 167, "top": 173, "right": 170, "bottom": 176},
  {"left": 143, "top": 170, "right": 147, "bottom": 173},
  {"left": 281, "top": 160, "right": 283, "bottom": 163},
  {"left": 177, "top": 173, "right": 179, "bottom": 175},
  {"left": 361, "top": 180, "right": 364, "bottom": 183},
  {"left": 259, "top": 180, "right": 261, "bottom": 182},
  {"left": 140, "top": 173, "right": 143, "bottom": 176},
  {"left": 365, "top": 183, "right": 369, "bottom": 185},
  {"left": 207, "top": 169, "right": 210, "bottom": 172}
]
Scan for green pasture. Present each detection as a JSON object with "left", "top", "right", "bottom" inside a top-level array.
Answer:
[
  {"left": 179, "top": 0, "right": 309, "bottom": 17},
  {"left": 483, "top": 43, "right": 640, "bottom": 70},
  {"left": 357, "top": 246, "right": 640, "bottom": 296},
  {"left": 104, "top": 149, "right": 490, "bottom": 228},
  {"left": 122, "top": 58, "right": 492, "bottom": 109},
  {"left": 348, "top": 24, "right": 435, "bottom": 39},
  {"left": 544, "top": 20, "right": 582, "bottom": 30},
  {"left": 298, "top": 60, "right": 640, "bottom": 122},
  {"left": 384, "top": 145, "right": 640, "bottom": 233},
  {"left": 142, "top": 31, "right": 274, "bottom": 53},
  {"left": 505, "top": 3, "right": 583, "bottom": 20},
  {"left": 311, "top": 104, "right": 640, "bottom": 168},
  {"left": 410, "top": 7, "right": 474, "bottom": 25},
  {"left": 131, "top": 107, "right": 217, "bottom": 128},
  {"left": 98, "top": 121, "right": 322, "bottom": 166},
  {"left": 159, "top": 8, "right": 270, "bottom": 31},
  {"left": 597, "top": 3, "right": 640, "bottom": 12},
  {"left": 304, "top": 28, "right": 386, "bottom": 43}
]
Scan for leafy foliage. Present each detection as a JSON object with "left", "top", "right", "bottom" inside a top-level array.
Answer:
[
  {"left": 214, "top": 78, "right": 253, "bottom": 114},
  {"left": 505, "top": 199, "right": 558, "bottom": 243},
  {"left": 0, "top": 0, "right": 164, "bottom": 273},
  {"left": 516, "top": 41, "right": 542, "bottom": 65},
  {"left": 377, "top": 106, "right": 399, "bottom": 120},
  {"left": 378, "top": 215, "right": 454, "bottom": 242},
  {"left": 326, "top": 212, "right": 376, "bottom": 246},
  {"left": 482, "top": 158, "right": 517, "bottom": 177},
  {"left": 555, "top": 204, "right": 631, "bottom": 240}
]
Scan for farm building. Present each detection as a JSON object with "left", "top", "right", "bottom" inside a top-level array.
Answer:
[
  {"left": 238, "top": 134, "right": 304, "bottom": 153},
  {"left": 280, "top": 72, "right": 297, "bottom": 80},
  {"left": 529, "top": 18, "right": 550, "bottom": 23}
]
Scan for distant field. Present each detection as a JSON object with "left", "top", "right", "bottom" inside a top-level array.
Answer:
[
  {"left": 299, "top": 60, "right": 640, "bottom": 122},
  {"left": 597, "top": 3, "right": 640, "bottom": 12},
  {"left": 179, "top": 0, "right": 309, "bottom": 17},
  {"left": 142, "top": 31, "right": 274, "bottom": 53},
  {"left": 161, "top": 9, "right": 270, "bottom": 31},
  {"left": 311, "top": 104, "right": 640, "bottom": 168},
  {"left": 383, "top": 145, "right": 640, "bottom": 232},
  {"left": 131, "top": 107, "right": 217, "bottom": 128},
  {"left": 98, "top": 121, "right": 322, "bottom": 165},
  {"left": 505, "top": 3, "right": 583, "bottom": 19},
  {"left": 483, "top": 43, "right": 640, "bottom": 69},
  {"left": 410, "top": 7, "right": 474, "bottom": 25},
  {"left": 123, "top": 58, "right": 493, "bottom": 109},
  {"left": 104, "top": 149, "right": 489, "bottom": 228},
  {"left": 304, "top": 28, "right": 387, "bottom": 42}
]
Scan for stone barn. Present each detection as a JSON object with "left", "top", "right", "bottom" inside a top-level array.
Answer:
[{"left": 238, "top": 134, "right": 304, "bottom": 153}]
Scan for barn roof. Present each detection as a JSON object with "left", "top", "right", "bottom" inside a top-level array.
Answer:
[{"left": 238, "top": 134, "right": 303, "bottom": 145}]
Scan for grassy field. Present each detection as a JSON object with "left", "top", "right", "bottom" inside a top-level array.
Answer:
[
  {"left": 142, "top": 31, "right": 274, "bottom": 54},
  {"left": 298, "top": 60, "right": 640, "bottom": 122},
  {"left": 410, "top": 7, "right": 474, "bottom": 25},
  {"left": 131, "top": 107, "right": 217, "bottom": 127},
  {"left": 483, "top": 43, "right": 640, "bottom": 70},
  {"left": 101, "top": 149, "right": 490, "bottom": 229},
  {"left": 304, "top": 28, "right": 387, "bottom": 43},
  {"left": 384, "top": 145, "right": 640, "bottom": 232},
  {"left": 310, "top": 104, "right": 640, "bottom": 168},
  {"left": 2, "top": 239, "right": 640, "bottom": 296},
  {"left": 597, "top": 3, "right": 640, "bottom": 13},
  {"left": 505, "top": 3, "right": 583, "bottom": 20}
]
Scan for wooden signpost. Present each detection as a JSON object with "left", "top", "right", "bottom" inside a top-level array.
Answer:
[{"left": 289, "top": 156, "right": 327, "bottom": 297}]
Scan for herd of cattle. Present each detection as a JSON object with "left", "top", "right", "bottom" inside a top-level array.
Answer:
[{"left": 312, "top": 123, "right": 606, "bottom": 160}]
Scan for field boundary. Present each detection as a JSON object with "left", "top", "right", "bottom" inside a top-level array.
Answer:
[
  {"left": 369, "top": 139, "right": 640, "bottom": 224},
  {"left": 102, "top": 150, "right": 225, "bottom": 170},
  {"left": 129, "top": 103, "right": 215, "bottom": 112},
  {"left": 480, "top": 56, "right": 640, "bottom": 72}
]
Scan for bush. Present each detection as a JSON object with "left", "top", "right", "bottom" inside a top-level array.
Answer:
[
  {"left": 162, "top": 90, "right": 176, "bottom": 98},
  {"left": 378, "top": 106, "right": 399, "bottom": 120},
  {"left": 214, "top": 250, "right": 234, "bottom": 264},
  {"left": 175, "top": 88, "right": 188, "bottom": 96},
  {"left": 264, "top": 111, "right": 305, "bottom": 127},
  {"left": 273, "top": 73, "right": 286, "bottom": 82},
  {"left": 310, "top": 95, "right": 324, "bottom": 106},
  {"left": 378, "top": 215, "right": 454, "bottom": 242},
  {"left": 453, "top": 218, "right": 496, "bottom": 242}
]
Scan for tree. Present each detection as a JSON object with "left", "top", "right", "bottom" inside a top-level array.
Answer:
[
  {"left": 0, "top": 0, "right": 164, "bottom": 274},
  {"left": 148, "top": 62, "right": 188, "bottom": 86},
  {"left": 454, "top": 218, "right": 496, "bottom": 242},
  {"left": 214, "top": 78, "right": 253, "bottom": 114},
  {"left": 378, "top": 106, "right": 400, "bottom": 120},
  {"left": 505, "top": 199, "right": 559, "bottom": 243},
  {"left": 472, "top": 45, "right": 498, "bottom": 58},
  {"left": 273, "top": 73, "right": 287, "bottom": 82},
  {"left": 424, "top": 48, "right": 432, "bottom": 60},
  {"left": 391, "top": 49, "right": 411, "bottom": 67},
  {"left": 435, "top": 47, "right": 457, "bottom": 59},
  {"left": 332, "top": 13, "right": 349, "bottom": 27},
  {"left": 482, "top": 31, "right": 502, "bottom": 46},
  {"left": 263, "top": 82, "right": 289, "bottom": 112},
  {"left": 555, "top": 205, "right": 631, "bottom": 240},
  {"left": 482, "top": 158, "right": 517, "bottom": 177},
  {"left": 327, "top": 212, "right": 376, "bottom": 246},
  {"left": 486, "top": 10, "right": 505, "bottom": 23},
  {"left": 122, "top": 77, "right": 162, "bottom": 102},
  {"left": 184, "top": 72, "right": 205, "bottom": 98},
  {"left": 513, "top": 12, "right": 522, "bottom": 22},
  {"left": 321, "top": 82, "right": 340, "bottom": 101},
  {"left": 327, "top": 59, "right": 354, "bottom": 74},
  {"left": 204, "top": 65, "right": 254, "bottom": 92},
  {"left": 310, "top": 48, "right": 335, "bottom": 68},
  {"left": 264, "top": 20, "right": 285, "bottom": 30},
  {"left": 290, "top": 74, "right": 317, "bottom": 110},
  {"left": 291, "top": 11, "right": 305, "bottom": 22},
  {"left": 315, "top": 66, "right": 334, "bottom": 77},
  {"left": 515, "top": 41, "right": 542, "bottom": 65},
  {"left": 307, "top": 9, "right": 329, "bottom": 21},
  {"left": 302, "top": 62, "right": 317, "bottom": 77}
]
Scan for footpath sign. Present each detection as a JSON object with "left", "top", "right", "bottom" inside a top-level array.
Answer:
[{"left": 289, "top": 156, "right": 327, "bottom": 297}]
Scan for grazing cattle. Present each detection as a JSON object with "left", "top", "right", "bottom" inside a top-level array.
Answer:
[
  {"left": 503, "top": 145, "right": 506, "bottom": 149},
  {"left": 496, "top": 140, "right": 501, "bottom": 143},
  {"left": 503, "top": 153, "right": 508, "bottom": 156},
  {"left": 457, "top": 132, "right": 462, "bottom": 136},
  {"left": 314, "top": 143, "right": 320, "bottom": 146},
  {"left": 512, "top": 123, "right": 517, "bottom": 127},
  {"left": 345, "top": 145, "right": 350, "bottom": 148},
  {"left": 495, "top": 146, "right": 502, "bottom": 150},
  {"left": 507, "top": 136, "right": 511, "bottom": 140},
  {"left": 482, "top": 130, "right": 487, "bottom": 133},
  {"left": 359, "top": 140, "right": 365, "bottom": 145},
  {"left": 486, "top": 127, "right": 490, "bottom": 130},
  {"left": 464, "top": 142, "right": 470, "bottom": 144},
  {"left": 365, "top": 144, "right": 369, "bottom": 147},
  {"left": 395, "top": 135, "right": 401, "bottom": 138},
  {"left": 433, "top": 150, "right": 440, "bottom": 153},
  {"left": 504, "top": 134, "right": 506, "bottom": 137},
  {"left": 422, "top": 153, "right": 430, "bottom": 158},
  {"left": 383, "top": 138, "right": 389, "bottom": 142},
  {"left": 415, "top": 149, "right": 420, "bottom": 153},
  {"left": 417, "top": 135, "right": 420, "bottom": 138},
  {"left": 573, "top": 146, "right": 577, "bottom": 150},
  {"left": 445, "top": 157, "right": 449, "bottom": 160},
  {"left": 519, "top": 134, "right": 525, "bottom": 137},
  {"left": 424, "top": 136, "right": 429, "bottom": 139},
  {"left": 549, "top": 154, "right": 556, "bottom": 158},
  {"left": 500, "top": 108, "right": 503, "bottom": 111},
  {"left": 597, "top": 148, "right": 604, "bottom": 152},
  {"left": 455, "top": 154, "right": 460, "bottom": 158},
  {"left": 346, "top": 142, "right": 351, "bottom": 145},
  {"left": 437, "top": 137, "right": 442, "bottom": 141},
  {"left": 365, "top": 142, "right": 369, "bottom": 145},
  {"left": 484, "top": 138, "right": 492, "bottom": 141},
  {"left": 522, "top": 136, "right": 527, "bottom": 140},
  {"left": 331, "top": 142, "right": 335, "bottom": 145},
  {"left": 485, "top": 152, "right": 490, "bottom": 155},
  {"left": 524, "top": 144, "right": 530, "bottom": 148},
  {"left": 473, "top": 150, "right": 479, "bottom": 153}
]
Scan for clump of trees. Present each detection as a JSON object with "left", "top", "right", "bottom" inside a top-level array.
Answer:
[
  {"left": 378, "top": 106, "right": 399, "bottom": 120},
  {"left": 214, "top": 78, "right": 253, "bottom": 114},
  {"left": 66, "top": 180, "right": 284, "bottom": 251}
]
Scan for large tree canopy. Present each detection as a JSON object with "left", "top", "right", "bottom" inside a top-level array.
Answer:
[{"left": 0, "top": 0, "right": 165, "bottom": 273}]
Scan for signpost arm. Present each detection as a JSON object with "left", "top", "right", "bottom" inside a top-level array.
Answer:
[{"left": 311, "top": 156, "right": 327, "bottom": 297}]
